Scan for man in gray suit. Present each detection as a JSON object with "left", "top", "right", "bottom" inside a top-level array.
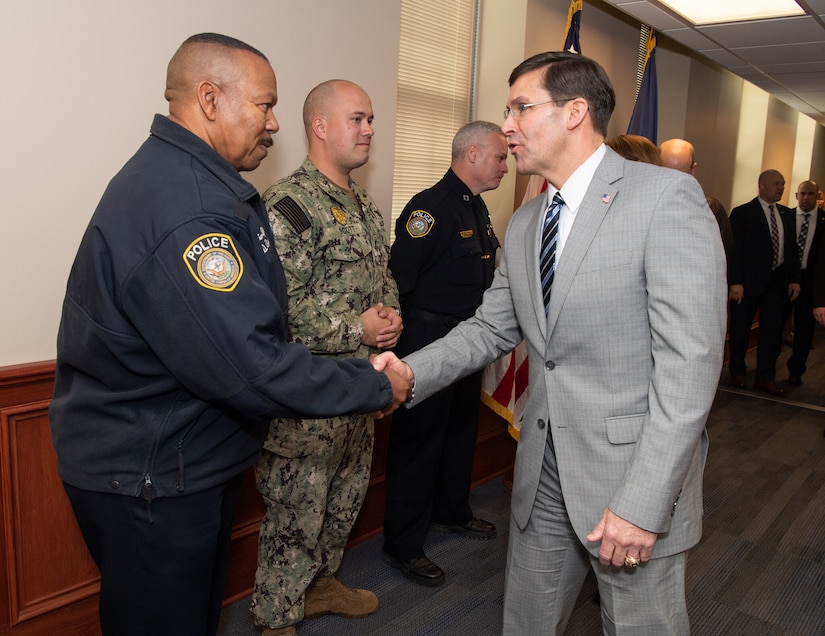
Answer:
[{"left": 375, "top": 51, "right": 726, "bottom": 634}]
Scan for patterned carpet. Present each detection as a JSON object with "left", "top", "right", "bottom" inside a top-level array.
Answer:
[{"left": 219, "top": 329, "right": 825, "bottom": 635}]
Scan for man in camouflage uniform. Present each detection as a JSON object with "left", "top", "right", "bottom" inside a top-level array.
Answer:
[{"left": 252, "top": 79, "right": 402, "bottom": 636}]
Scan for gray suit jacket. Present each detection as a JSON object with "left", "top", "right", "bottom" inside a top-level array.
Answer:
[{"left": 405, "top": 148, "right": 727, "bottom": 559}]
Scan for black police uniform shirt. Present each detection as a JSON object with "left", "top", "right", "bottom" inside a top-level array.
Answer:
[{"left": 390, "top": 168, "right": 500, "bottom": 320}]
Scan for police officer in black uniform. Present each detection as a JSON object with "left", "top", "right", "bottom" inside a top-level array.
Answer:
[{"left": 383, "top": 121, "right": 509, "bottom": 585}]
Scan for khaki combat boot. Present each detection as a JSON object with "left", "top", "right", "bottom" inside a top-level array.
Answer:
[
  {"left": 303, "top": 575, "right": 379, "bottom": 619},
  {"left": 261, "top": 627, "right": 296, "bottom": 636}
]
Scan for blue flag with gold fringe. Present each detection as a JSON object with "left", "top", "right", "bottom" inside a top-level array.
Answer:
[
  {"left": 563, "top": 0, "right": 582, "bottom": 54},
  {"left": 627, "top": 29, "right": 658, "bottom": 144}
]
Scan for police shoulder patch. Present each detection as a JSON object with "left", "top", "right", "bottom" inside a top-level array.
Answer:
[
  {"left": 406, "top": 210, "right": 434, "bottom": 238},
  {"left": 183, "top": 233, "right": 244, "bottom": 292},
  {"left": 272, "top": 196, "right": 311, "bottom": 233}
]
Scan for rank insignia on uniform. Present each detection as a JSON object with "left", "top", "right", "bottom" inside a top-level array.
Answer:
[
  {"left": 183, "top": 233, "right": 244, "bottom": 292},
  {"left": 460, "top": 230, "right": 474, "bottom": 239},
  {"left": 331, "top": 206, "right": 347, "bottom": 225},
  {"left": 407, "top": 210, "right": 434, "bottom": 238}
]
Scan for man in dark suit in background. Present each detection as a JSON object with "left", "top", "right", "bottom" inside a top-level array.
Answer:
[
  {"left": 728, "top": 169, "right": 800, "bottom": 395},
  {"left": 786, "top": 180, "right": 825, "bottom": 386},
  {"left": 812, "top": 216, "right": 825, "bottom": 327}
]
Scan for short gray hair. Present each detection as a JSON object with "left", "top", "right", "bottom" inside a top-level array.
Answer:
[{"left": 452, "top": 121, "right": 504, "bottom": 160}]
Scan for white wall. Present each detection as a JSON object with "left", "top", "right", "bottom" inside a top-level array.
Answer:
[
  {"left": 0, "top": 0, "right": 401, "bottom": 366},
  {"left": 476, "top": 0, "right": 529, "bottom": 244},
  {"left": 3, "top": 0, "right": 823, "bottom": 367}
]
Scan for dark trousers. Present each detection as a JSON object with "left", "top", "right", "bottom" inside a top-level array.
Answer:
[
  {"left": 63, "top": 474, "right": 243, "bottom": 636},
  {"left": 383, "top": 318, "right": 480, "bottom": 560},
  {"left": 788, "top": 269, "right": 816, "bottom": 377},
  {"left": 728, "top": 268, "right": 788, "bottom": 381}
]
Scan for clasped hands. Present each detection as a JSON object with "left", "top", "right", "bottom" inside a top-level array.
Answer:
[
  {"left": 361, "top": 302, "right": 403, "bottom": 350},
  {"left": 367, "top": 351, "right": 415, "bottom": 419}
]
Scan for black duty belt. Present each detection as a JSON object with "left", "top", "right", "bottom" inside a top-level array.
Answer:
[{"left": 404, "top": 307, "right": 466, "bottom": 328}]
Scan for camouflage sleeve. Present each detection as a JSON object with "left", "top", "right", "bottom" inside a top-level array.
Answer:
[
  {"left": 373, "top": 210, "right": 400, "bottom": 309},
  {"left": 352, "top": 186, "right": 399, "bottom": 310},
  {"left": 265, "top": 191, "right": 365, "bottom": 357}
]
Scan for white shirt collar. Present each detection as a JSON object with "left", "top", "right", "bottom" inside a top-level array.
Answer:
[
  {"left": 545, "top": 144, "right": 607, "bottom": 214},
  {"left": 544, "top": 144, "right": 607, "bottom": 259},
  {"left": 758, "top": 197, "right": 777, "bottom": 211}
]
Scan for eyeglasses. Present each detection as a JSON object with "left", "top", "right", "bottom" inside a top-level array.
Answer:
[{"left": 503, "top": 99, "right": 571, "bottom": 120}]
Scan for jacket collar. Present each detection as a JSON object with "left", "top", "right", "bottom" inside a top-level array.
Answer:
[{"left": 149, "top": 114, "right": 260, "bottom": 203}]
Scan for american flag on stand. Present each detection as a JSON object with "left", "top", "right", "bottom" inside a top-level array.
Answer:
[
  {"left": 481, "top": 341, "right": 529, "bottom": 440},
  {"left": 481, "top": 1, "right": 585, "bottom": 440},
  {"left": 480, "top": 177, "right": 544, "bottom": 440}
]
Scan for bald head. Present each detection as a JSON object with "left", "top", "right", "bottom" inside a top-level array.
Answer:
[
  {"left": 796, "top": 180, "right": 819, "bottom": 213},
  {"left": 659, "top": 139, "right": 696, "bottom": 175},
  {"left": 302, "top": 80, "right": 365, "bottom": 132},
  {"left": 758, "top": 169, "right": 785, "bottom": 204},
  {"left": 300, "top": 80, "right": 374, "bottom": 186}
]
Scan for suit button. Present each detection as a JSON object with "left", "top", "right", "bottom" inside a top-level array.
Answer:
[
  {"left": 537, "top": 419, "right": 546, "bottom": 430},
  {"left": 545, "top": 360, "right": 555, "bottom": 370},
  {"left": 110, "top": 480, "right": 120, "bottom": 490}
]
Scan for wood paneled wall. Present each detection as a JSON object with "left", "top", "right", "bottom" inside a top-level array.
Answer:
[{"left": 0, "top": 362, "right": 515, "bottom": 635}]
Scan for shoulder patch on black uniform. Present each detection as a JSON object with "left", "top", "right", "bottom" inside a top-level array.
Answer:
[
  {"left": 273, "top": 196, "right": 311, "bottom": 233},
  {"left": 406, "top": 210, "right": 434, "bottom": 238}
]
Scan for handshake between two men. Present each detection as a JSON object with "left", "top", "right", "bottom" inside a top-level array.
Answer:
[{"left": 369, "top": 352, "right": 415, "bottom": 419}]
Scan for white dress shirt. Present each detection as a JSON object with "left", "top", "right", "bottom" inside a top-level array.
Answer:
[{"left": 543, "top": 144, "right": 607, "bottom": 261}]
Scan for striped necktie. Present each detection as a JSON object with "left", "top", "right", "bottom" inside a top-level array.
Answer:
[
  {"left": 768, "top": 204, "right": 779, "bottom": 268},
  {"left": 540, "top": 192, "right": 564, "bottom": 313},
  {"left": 798, "top": 212, "right": 811, "bottom": 267}
]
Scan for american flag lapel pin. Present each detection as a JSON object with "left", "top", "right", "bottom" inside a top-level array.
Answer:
[{"left": 601, "top": 193, "right": 611, "bottom": 204}]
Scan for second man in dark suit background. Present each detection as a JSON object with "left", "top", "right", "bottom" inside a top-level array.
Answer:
[
  {"left": 728, "top": 169, "right": 800, "bottom": 395},
  {"left": 786, "top": 179, "right": 825, "bottom": 386}
]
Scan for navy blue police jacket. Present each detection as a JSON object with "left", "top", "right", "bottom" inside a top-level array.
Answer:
[{"left": 49, "top": 115, "right": 391, "bottom": 500}]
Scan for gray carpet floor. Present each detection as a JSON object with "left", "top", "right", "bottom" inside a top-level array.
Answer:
[{"left": 219, "top": 329, "right": 825, "bottom": 635}]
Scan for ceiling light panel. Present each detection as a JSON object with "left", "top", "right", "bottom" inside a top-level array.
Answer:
[{"left": 658, "top": 0, "right": 805, "bottom": 25}]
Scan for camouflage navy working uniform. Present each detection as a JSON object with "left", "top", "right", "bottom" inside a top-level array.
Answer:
[{"left": 252, "top": 157, "right": 399, "bottom": 629}]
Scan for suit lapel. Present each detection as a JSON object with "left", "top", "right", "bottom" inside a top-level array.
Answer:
[
  {"left": 545, "top": 151, "right": 623, "bottom": 341},
  {"left": 754, "top": 198, "right": 771, "bottom": 241}
]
